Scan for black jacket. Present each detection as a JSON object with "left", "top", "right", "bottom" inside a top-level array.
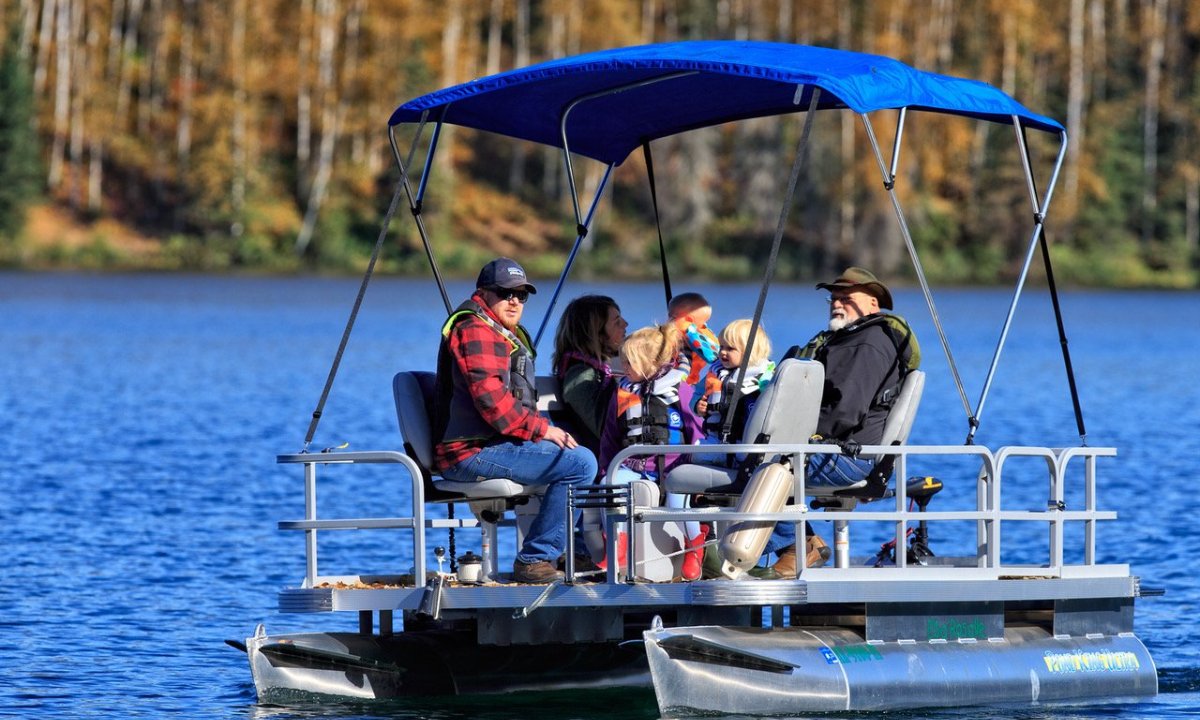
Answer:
[{"left": 786, "top": 314, "right": 914, "bottom": 445}]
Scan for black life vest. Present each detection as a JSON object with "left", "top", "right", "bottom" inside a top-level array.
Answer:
[
  {"left": 433, "top": 299, "right": 538, "bottom": 444},
  {"left": 790, "top": 312, "right": 920, "bottom": 411},
  {"left": 699, "top": 361, "right": 774, "bottom": 438},
  {"left": 616, "top": 370, "right": 685, "bottom": 447}
]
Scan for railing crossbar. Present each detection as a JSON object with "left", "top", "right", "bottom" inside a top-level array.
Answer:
[{"left": 276, "top": 443, "right": 1119, "bottom": 587}]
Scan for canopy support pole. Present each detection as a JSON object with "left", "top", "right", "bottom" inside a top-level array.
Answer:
[
  {"left": 967, "top": 121, "right": 1067, "bottom": 444},
  {"left": 722, "top": 86, "right": 821, "bottom": 442},
  {"left": 861, "top": 109, "right": 973, "bottom": 425},
  {"left": 391, "top": 110, "right": 453, "bottom": 314},
  {"left": 297, "top": 118, "right": 432, "bottom": 451},
  {"left": 533, "top": 163, "right": 614, "bottom": 349},
  {"left": 535, "top": 71, "right": 696, "bottom": 350},
  {"left": 1028, "top": 131, "right": 1087, "bottom": 444},
  {"left": 643, "top": 141, "right": 674, "bottom": 310},
  {"left": 558, "top": 71, "right": 696, "bottom": 233}
]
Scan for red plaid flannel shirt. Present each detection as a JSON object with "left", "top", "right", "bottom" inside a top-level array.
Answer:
[{"left": 433, "top": 293, "right": 548, "bottom": 471}]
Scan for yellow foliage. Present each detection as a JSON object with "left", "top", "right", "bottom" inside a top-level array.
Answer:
[{"left": 452, "top": 182, "right": 561, "bottom": 258}]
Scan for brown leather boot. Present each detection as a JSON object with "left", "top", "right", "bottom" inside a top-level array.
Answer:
[
  {"left": 770, "top": 546, "right": 798, "bottom": 578},
  {"left": 806, "top": 534, "right": 831, "bottom": 568},
  {"left": 512, "top": 559, "right": 562, "bottom": 583}
]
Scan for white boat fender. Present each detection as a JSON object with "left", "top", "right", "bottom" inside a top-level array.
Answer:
[{"left": 719, "top": 461, "right": 796, "bottom": 578}]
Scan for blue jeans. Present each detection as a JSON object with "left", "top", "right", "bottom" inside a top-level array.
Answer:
[
  {"left": 764, "top": 453, "right": 875, "bottom": 556},
  {"left": 442, "top": 440, "right": 597, "bottom": 565}
]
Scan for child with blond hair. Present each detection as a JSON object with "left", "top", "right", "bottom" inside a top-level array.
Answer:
[
  {"left": 696, "top": 319, "right": 775, "bottom": 444},
  {"left": 598, "top": 323, "right": 705, "bottom": 578}
]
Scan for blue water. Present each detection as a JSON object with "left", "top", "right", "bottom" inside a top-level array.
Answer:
[{"left": 3, "top": 271, "right": 1199, "bottom": 719}]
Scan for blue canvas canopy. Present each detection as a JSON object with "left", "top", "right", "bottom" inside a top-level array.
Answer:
[{"left": 389, "top": 41, "right": 1064, "bottom": 165}]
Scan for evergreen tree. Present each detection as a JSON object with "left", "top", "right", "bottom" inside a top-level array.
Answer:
[{"left": 0, "top": 27, "right": 42, "bottom": 243}]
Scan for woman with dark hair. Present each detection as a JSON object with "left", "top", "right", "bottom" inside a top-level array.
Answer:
[{"left": 552, "top": 294, "right": 628, "bottom": 456}]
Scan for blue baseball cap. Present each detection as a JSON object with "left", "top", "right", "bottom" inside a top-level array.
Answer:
[{"left": 476, "top": 257, "right": 537, "bottom": 293}]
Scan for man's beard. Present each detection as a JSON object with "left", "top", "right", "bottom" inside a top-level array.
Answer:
[{"left": 828, "top": 315, "right": 847, "bottom": 331}]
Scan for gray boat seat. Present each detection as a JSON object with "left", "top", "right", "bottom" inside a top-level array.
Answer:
[
  {"left": 392, "top": 371, "right": 533, "bottom": 502},
  {"left": 662, "top": 358, "right": 825, "bottom": 495},
  {"left": 807, "top": 369, "right": 925, "bottom": 499}
]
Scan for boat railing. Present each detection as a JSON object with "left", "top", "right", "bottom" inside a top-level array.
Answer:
[
  {"left": 613, "top": 441, "right": 1123, "bottom": 579},
  {"left": 273, "top": 440, "right": 1120, "bottom": 591},
  {"left": 277, "top": 450, "right": 458, "bottom": 588}
]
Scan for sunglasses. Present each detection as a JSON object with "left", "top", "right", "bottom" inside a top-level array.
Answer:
[
  {"left": 487, "top": 287, "right": 530, "bottom": 304},
  {"left": 826, "top": 291, "right": 861, "bottom": 305}
]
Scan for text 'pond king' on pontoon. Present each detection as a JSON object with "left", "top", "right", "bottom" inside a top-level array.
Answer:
[{"left": 231, "top": 41, "right": 1160, "bottom": 714}]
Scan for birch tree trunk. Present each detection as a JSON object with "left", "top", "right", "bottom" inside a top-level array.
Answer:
[
  {"left": 230, "top": 0, "right": 246, "bottom": 235},
  {"left": 507, "top": 0, "right": 528, "bottom": 191},
  {"left": 934, "top": 0, "right": 953, "bottom": 70},
  {"left": 33, "top": 0, "right": 54, "bottom": 97},
  {"left": 662, "top": 0, "right": 677, "bottom": 40},
  {"left": 884, "top": 1, "right": 904, "bottom": 56},
  {"left": 48, "top": 0, "right": 70, "bottom": 189},
  {"left": 440, "top": 1, "right": 463, "bottom": 84},
  {"left": 837, "top": 2, "right": 854, "bottom": 264},
  {"left": 106, "top": 0, "right": 126, "bottom": 75},
  {"left": 83, "top": 2, "right": 103, "bottom": 213},
  {"left": 297, "top": 0, "right": 314, "bottom": 197},
  {"left": 485, "top": 0, "right": 503, "bottom": 76},
  {"left": 436, "top": 0, "right": 462, "bottom": 178},
  {"left": 295, "top": 0, "right": 340, "bottom": 255},
  {"left": 462, "top": 2, "right": 479, "bottom": 85},
  {"left": 642, "top": 0, "right": 656, "bottom": 43},
  {"left": 566, "top": 0, "right": 581, "bottom": 55},
  {"left": 177, "top": 0, "right": 195, "bottom": 174},
  {"left": 68, "top": 0, "right": 85, "bottom": 209},
  {"left": 1141, "top": 0, "right": 1165, "bottom": 244},
  {"left": 1090, "top": 0, "right": 1106, "bottom": 101},
  {"left": 543, "top": 0, "right": 566, "bottom": 199},
  {"left": 19, "top": 0, "right": 37, "bottom": 56},
  {"left": 1001, "top": 8, "right": 1017, "bottom": 97},
  {"left": 1064, "top": 0, "right": 1085, "bottom": 218}
]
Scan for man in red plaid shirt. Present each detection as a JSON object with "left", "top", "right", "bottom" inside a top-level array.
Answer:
[{"left": 433, "top": 258, "right": 597, "bottom": 583}]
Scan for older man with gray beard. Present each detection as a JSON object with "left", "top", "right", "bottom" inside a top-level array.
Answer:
[{"left": 761, "top": 267, "right": 920, "bottom": 577}]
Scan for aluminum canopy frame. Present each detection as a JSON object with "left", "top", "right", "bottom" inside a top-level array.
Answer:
[{"left": 303, "top": 40, "right": 1071, "bottom": 450}]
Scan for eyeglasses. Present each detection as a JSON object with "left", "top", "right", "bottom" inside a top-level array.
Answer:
[
  {"left": 826, "top": 292, "right": 855, "bottom": 305},
  {"left": 488, "top": 287, "right": 529, "bottom": 304}
]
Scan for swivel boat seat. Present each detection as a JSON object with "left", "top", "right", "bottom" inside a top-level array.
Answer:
[
  {"left": 392, "top": 371, "right": 538, "bottom": 582},
  {"left": 663, "top": 357, "right": 825, "bottom": 496},
  {"left": 661, "top": 358, "right": 825, "bottom": 575},
  {"left": 807, "top": 369, "right": 926, "bottom": 567}
]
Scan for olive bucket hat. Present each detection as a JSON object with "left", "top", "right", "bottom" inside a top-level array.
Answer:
[{"left": 816, "top": 266, "right": 893, "bottom": 310}]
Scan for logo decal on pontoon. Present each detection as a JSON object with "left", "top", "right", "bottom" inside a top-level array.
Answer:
[
  {"left": 833, "top": 645, "right": 883, "bottom": 664},
  {"left": 926, "top": 617, "right": 986, "bottom": 640},
  {"left": 1042, "top": 650, "right": 1141, "bottom": 673}
]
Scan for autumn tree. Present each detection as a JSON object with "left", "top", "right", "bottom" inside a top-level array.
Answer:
[{"left": 0, "top": 24, "right": 42, "bottom": 242}]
